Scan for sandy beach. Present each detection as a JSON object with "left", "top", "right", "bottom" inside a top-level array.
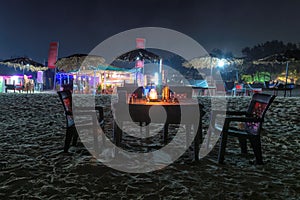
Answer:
[{"left": 0, "top": 92, "right": 299, "bottom": 199}]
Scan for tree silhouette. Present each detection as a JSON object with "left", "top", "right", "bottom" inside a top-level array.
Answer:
[
  {"left": 242, "top": 40, "right": 299, "bottom": 60},
  {"left": 241, "top": 40, "right": 300, "bottom": 82}
]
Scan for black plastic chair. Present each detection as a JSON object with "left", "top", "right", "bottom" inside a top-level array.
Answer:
[
  {"left": 57, "top": 90, "right": 104, "bottom": 152},
  {"left": 224, "top": 81, "right": 235, "bottom": 95},
  {"left": 210, "top": 93, "right": 276, "bottom": 164}
]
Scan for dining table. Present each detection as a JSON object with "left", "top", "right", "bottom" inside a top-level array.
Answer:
[
  {"left": 112, "top": 98, "right": 205, "bottom": 161},
  {"left": 191, "top": 86, "right": 217, "bottom": 96}
]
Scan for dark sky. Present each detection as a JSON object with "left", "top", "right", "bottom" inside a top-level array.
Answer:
[{"left": 1, "top": 0, "right": 300, "bottom": 63}]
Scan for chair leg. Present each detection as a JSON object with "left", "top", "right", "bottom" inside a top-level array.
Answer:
[
  {"left": 146, "top": 123, "right": 150, "bottom": 138},
  {"left": 139, "top": 122, "right": 143, "bottom": 135},
  {"left": 64, "top": 127, "right": 73, "bottom": 152},
  {"left": 101, "top": 124, "right": 106, "bottom": 146},
  {"left": 163, "top": 123, "right": 169, "bottom": 145},
  {"left": 72, "top": 132, "right": 79, "bottom": 146},
  {"left": 238, "top": 137, "right": 248, "bottom": 154},
  {"left": 185, "top": 124, "right": 191, "bottom": 149},
  {"left": 218, "top": 131, "right": 228, "bottom": 164},
  {"left": 249, "top": 136, "right": 263, "bottom": 164},
  {"left": 113, "top": 120, "right": 123, "bottom": 147},
  {"left": 69, "top": 125, "right": 78, "bottom": 146}
]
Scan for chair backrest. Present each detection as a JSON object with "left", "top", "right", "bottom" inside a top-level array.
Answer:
[
  {"left": 57, "top": 90, "right": 74, "bottom": 127},
  {"left": 235, "top": 84, "right": 246, "bottom": 94},
  {"left": 224, "top": 81, "right": 235, "bottom": 92},
  {"left": 286, "top": 83, "right": 295, "bottom": 89},
  {"left": 235, "top": 84, "right": 243, "bottom": 90},
  {"left": 245, "top": 93, "right": 276, "bottom": 134},
  {"left": 133, "top": 86, "right": 144, "bottom": 98}
]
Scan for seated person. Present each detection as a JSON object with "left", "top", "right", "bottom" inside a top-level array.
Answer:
[{"left": 133, "top": 86, "right": 144, "bottom": 98}]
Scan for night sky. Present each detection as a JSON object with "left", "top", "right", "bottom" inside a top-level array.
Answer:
[{"left": 1, "top": 0, "right": 300, "bottom": 63}]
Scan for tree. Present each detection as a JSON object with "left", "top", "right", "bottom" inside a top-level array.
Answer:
[
  {"left": 241, "top": 40, "right": 300, "bottom": 83},
  {"left": 241, "top": 40, "right": 300, "bottom": 60},
  {"left": 210, "top": 48, "right": 233, "bottom": 59}
]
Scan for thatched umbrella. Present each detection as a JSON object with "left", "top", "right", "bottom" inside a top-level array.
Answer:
[
  {"left": 252, "top": 54, "right": 291, "bottom": 65},
  {"left": 183, "top": 56, "right": 243, "bottom": 81},
  {"left": 0, "top": 57, "right": 47, "bottom": 72},
  {"left": 252, "top": 51, "right": 300, "bottom": 97},
  {"left": 115, "top": 49, "right": 161, "bottom": 85},
  {"left": 0, "top": 63, "right": 36, "bottom": 77},
  {"left": 116, "top": 49, "right": 160, "bottom": 62},
  {"left": 55, "top": 54, "right": 106, "bottom": 72},
  {"left": 183, "top": 56, "right": 243, "bottom": 69}
]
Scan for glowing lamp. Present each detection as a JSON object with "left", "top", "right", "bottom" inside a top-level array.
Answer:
[
  {"left": 148, "top": 88, "right": 158, "bottom": 101},
  {"left": 217, "top": 59, "right": 225, "bottom": 68}
]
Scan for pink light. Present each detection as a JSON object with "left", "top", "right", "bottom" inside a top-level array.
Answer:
[{"left": 0, "top": 75, "right": 32, "bottom": 79}]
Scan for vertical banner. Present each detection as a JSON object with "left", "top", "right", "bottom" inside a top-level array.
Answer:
[
  {"left": 135, "top": 38, "right": 146, "bottom": 85},
  {"left": 48, "top": 42, "right": 59, "bottom": 69},
  {"left": 136, "top": 38, "right": 145, "bottom": 49},
  {"left": 37, "top": 71, "right": 44, "bottom": 84}
]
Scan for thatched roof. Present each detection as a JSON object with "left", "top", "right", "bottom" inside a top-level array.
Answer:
[
  {"left": 55, "top": 54, "right": 106, "bottom": 72},
  {"left": 0, "top": 63, "right": 37, "bottom": 76},
  {"left": 116, "top": 49, "right": 160, "bottom": 62},
  {"left": 252, "top": 52, "right": 300, "bottom": 65},
  {"left": 183, "top": 56, "right": 243, "bottom": 69},
  {"left": 0, "top": 57, "right": 47, "bottom": 72}
]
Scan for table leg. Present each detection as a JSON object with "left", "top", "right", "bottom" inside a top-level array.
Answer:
[
  {"left": 194, "top": 116, "right": 203, "bottom": 161},
  {"left": 163, "top": 123, "right": 169, "bottom": 144},
  {"left": 113, "top": 120, "right": 122, "bottom": 147},
  {"left": 146, "top": 123, "right": 150, "bottom": 138},
  {"left": 93, "top": 116, "right": 100, "bottom": 154},
  {"left": 185, "top": 124, "right": 191, "bottom": 149}
]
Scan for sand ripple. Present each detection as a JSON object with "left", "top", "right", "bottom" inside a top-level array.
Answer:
[{"left": 0, "top": 93, "right": 299, "bottom": 199}]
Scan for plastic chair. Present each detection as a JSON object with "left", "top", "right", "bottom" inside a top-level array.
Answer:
[
  {"left": 232, "top": 84, "right": 246, "bottom": 96},
  {"left": 210, "top": 93, "right": 276, "bottom": 164},
  {"left": 57, "top": 90, "right": 104, "bottom": 152},
  {"left": 224, "top": 81, "right": 235, "bottom": 95},
  {"left": 246, "top": 83, "right": 263, "bottom": 96}
]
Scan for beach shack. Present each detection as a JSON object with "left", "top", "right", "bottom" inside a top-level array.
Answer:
[{"left": 56, "top": 66, "right": 134, "bottom": 94}]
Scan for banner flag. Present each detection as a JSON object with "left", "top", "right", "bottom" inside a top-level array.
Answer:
[
  {"left": 136, "top": 38, "right": 145, "bottom": 49},
  {"left": 48, "top": 42, "right": 59, "bottom": 69}
]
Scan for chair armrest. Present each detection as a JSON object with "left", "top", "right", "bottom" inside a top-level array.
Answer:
[
  {"left": 95, "top": 105, "right": 104, "bottom": 112},
  {"left": 225, "top": 111, "right": 248, "bottom": 116},
  {"left": 222, "top": 116, "right": 263, "bottom": 132},
  {"left": 225, "top": 116, "right": 263, "bottom": 123},
  {"left": 74, "top": 106, "right": 103, "bottom": 111},
  {"left": 210, "top": 110, "right": 249, "bottom": 131},
  {"left": 65, "top": 111, "right": 73, "bottom": 115},
  {"left": 211, "top": 110, "right": 247, "bottom": 115},
  {"left": 211, "top": 110, "right": 247, "bottom": 120}
]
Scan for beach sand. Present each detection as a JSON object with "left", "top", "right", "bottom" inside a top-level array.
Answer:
[{"left": 0, "top": 93, "right": 299, "bottom": 199}]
